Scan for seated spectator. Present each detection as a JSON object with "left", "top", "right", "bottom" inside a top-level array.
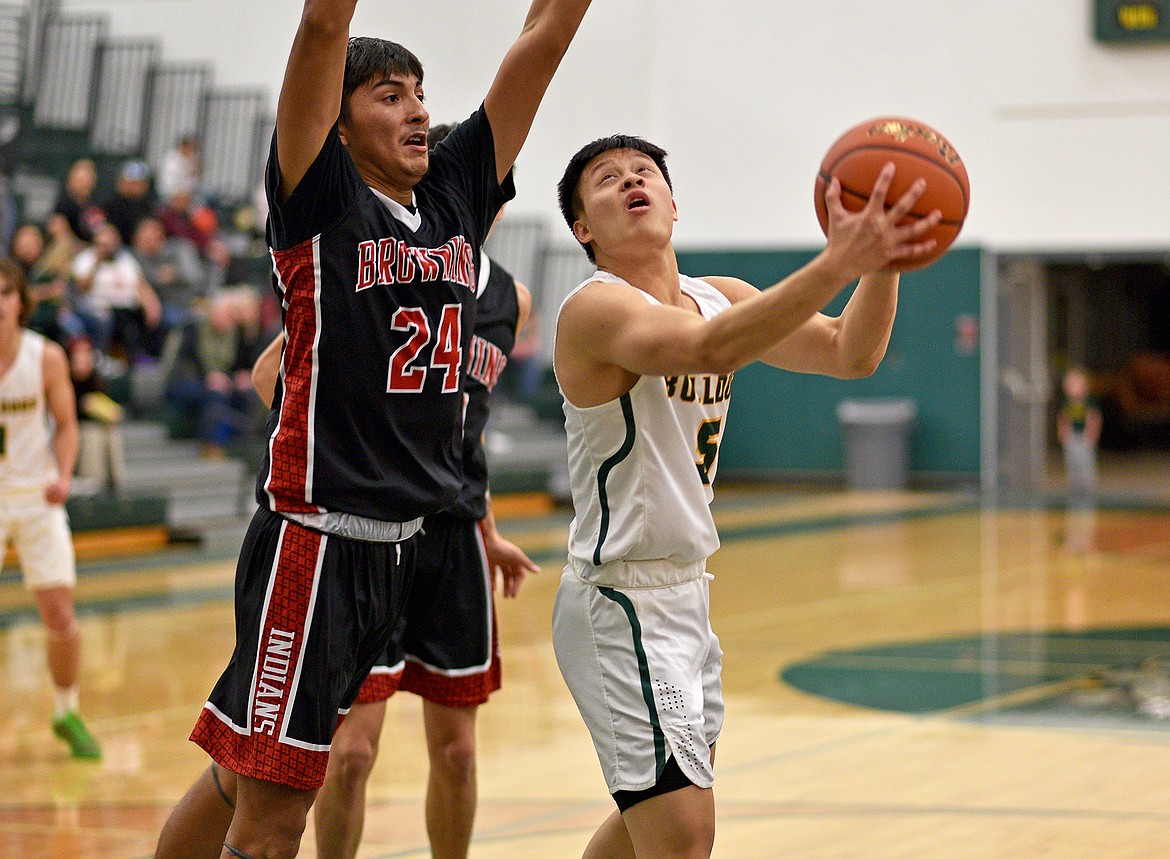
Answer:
[
  {"left": 10, "top": 222, "right": 68, "bottom": 346},
  {"left": 158, "top": 135, "right": 203, "bottom": 202},
  {"left": 159, "top": 289, "right": 262, "bottom": 458},
  {"left": 131, "top": 216, "right": 208, "bottom": 346},
  {"left": 157, "top": 189, "right": 231, "bottom": 289},
  {"left": 71, "top": 222, "right": 161, "bottom": 364},
  {"left": 67, "top": 334, "right": 126, "bottom": 493},
  {"left": 52, "top": 158, "right": 105, "bottom": 244},
  {"left": 100, "top": 160, "right": 157, "bottom": 246}
]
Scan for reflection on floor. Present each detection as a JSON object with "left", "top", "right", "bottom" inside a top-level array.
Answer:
[{"left": 2, "top": 482, "right": 1170, "bottom": 858}]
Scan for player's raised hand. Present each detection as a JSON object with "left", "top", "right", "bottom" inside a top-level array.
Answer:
[{"left": 823, "top": 164, "right": 942, "bottom": 279}]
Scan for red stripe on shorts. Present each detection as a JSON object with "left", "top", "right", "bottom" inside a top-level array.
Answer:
[
  {"left": 399, "top": 651, "right": 501, "bottom": 708},
  {"left": 190, "top": 521, "right": 330, "bottom": 789},
  {"left": 354, "top": 666, "right": 405, "bottom": 705}
]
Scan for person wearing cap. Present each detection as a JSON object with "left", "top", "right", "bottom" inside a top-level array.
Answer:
[{"left": 99, "top": 160, "right": 157, "bottom": 246}]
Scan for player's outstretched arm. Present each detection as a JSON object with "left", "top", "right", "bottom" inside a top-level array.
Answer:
[
  {"left": 275, "top": 0, "right": 357, "bottom": 200},
  {"left": 558, "top": 165, "right": 939, "bottom": 397},
  {"left": 483, "top": 0, "right": 592, "bottom": 183}
]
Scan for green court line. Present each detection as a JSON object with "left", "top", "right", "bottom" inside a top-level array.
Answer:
[
  {"left": 0, "top": 583, "right": 234, "bottom": 629},
  {"left": 2, "top": 492, "right": 1165, "bottom": 628}
]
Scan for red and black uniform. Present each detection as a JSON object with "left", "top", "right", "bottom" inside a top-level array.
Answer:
[
  {"left": 359, "top": 253, "right": 520, "bottom": 707},
  {"left": 190, "top": 106, "right": 513, "bottom": 790}
]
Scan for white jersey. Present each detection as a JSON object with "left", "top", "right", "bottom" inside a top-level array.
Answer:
[
  {"left": 0, "top": 331, "right": 56, "bottom": 497},
  {"left": 556, "top": 271, "right": 734, "bottom": 588}
]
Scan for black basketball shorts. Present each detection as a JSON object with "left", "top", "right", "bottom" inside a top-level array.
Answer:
[
  {"left": 356, "top": 512, "right": 500, "bottom": 708},
  {"left": 190, "top": 506, "right": 417, "bottom": 789}
]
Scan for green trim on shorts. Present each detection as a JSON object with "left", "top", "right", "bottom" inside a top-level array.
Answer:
[
  {"left": 593, "top": 394, "right": 637, "bottom": 566},
  {"left": 598, "top": 585, "right": 666, "bottom": 780}
]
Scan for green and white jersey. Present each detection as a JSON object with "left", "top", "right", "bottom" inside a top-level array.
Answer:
[
  {"left": 556, "top": 271, "right": 734, "bottom": 588},
  {"left": 0, "top": 331, "right": 55, "bottom": 498}
]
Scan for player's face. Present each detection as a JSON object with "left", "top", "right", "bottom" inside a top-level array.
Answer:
[
  {"left": 340, "top": 73, "right": 430, "bottom": 192},
  {"left": 0, "top": 277, "right": 21, "bottom": 334},
  {"left": 572, "top": 149, "right": 677, "bottom": 258}
]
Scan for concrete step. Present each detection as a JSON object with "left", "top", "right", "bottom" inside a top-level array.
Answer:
[
  {"left": 166, "top": 493, "right": 245, "bottom": 530},
  {"left": 119, "top": 457, "right": 246, "bottom": 495},
  {"left": 121, "top": 420, "right": 172, "bottom": 450},
  {"left": 122, "top": 439, "right": 203, "bottom": 466}
]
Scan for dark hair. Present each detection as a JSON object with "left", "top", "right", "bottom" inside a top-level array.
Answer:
[
  {"left": 0, "top": 257, "right": 32, "bottom": 326},
  {"left": 427, "top": 122, "right": 457, "bottom": 150},
  {"left": 342, "top": 37, "right": 425, "bottom": 124},
  {"left": 556, "top": 135, "right": 672, "bottom": 263}
]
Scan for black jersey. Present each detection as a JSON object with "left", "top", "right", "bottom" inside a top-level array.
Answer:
[
  {"left": 258, "top": 105, "right": 514, "bottom": 523},
  {"left": 449, "top": 255, "right": 520, "bottom": 520}
]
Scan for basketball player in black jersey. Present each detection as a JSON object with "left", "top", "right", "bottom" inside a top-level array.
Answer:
[
  {"left": 154, "top": 0, "right": 593, "bottom": 856},
  {"left": 308, "top": 125, "right": 540, "bottom": 859},
  {"left": 247, "top": 212, "right": 538, "bottom": 859},
  {"left": 244, "top": 198, "right": 540, "bottom": 859}
]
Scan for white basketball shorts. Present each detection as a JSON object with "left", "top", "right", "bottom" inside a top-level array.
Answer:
[
  {"left": 0, "top": 494, "right": 76, "bottom": 589},
  {"left": 552, "top": 565, "right": 724, "bottom": 794}
]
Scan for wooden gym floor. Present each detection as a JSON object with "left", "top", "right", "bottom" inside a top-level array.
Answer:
[{"left": 1, "top": 471, "right": 1169, "bottom": 858}]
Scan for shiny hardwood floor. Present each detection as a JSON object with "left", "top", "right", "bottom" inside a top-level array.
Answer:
[{"left": 2, "top": 469, "right": 1169, "bottom": 858}]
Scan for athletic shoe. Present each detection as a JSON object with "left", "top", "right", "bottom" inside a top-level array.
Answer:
[{"left": 52, "top": 712, "right": 102, "bottom": 759}]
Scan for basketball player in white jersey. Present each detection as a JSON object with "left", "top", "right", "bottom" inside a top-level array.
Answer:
[
  {"left": 0, "top": 257, "right": 100, "bottom": 760},
  {"left": 551, "top": 135, "right": 941, "bottom": 858}
]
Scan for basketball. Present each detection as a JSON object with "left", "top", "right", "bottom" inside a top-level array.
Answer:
[{"left": 814, "top": 116, "right": 969, "bottom": 271}]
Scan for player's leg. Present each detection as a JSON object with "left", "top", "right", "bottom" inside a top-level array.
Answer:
[
  {"left": 19, "top": 503, "right": 100, "bottom": 758},
  {"left": 223, "top": 774, "right": 317, "bottom": 859},
  {"left": 619, "top": 783, "right": 715, "bottom": 859},
  {"left": 399, "top": 514, "right": 499, "bottom": 858},
  {"left": 421, "top": 699, "right": 479, "bottom": 859},
  {"left": 154, "top": 763, "right": 238, "bottom": 859},
  {"left": 581, "top": 809, "right": 637, "bottom": 859},
  {"left": 583, "top": 747, "right": 716, "bottom": 859},
  {"left": 33, "top": 584, "right": 100, "bottom": 757},
  {"left": 32, "top": 585, "right": 81, "bottom": 700},
  {"left": 313, "top": 699, "right": 388, "bottom": 859}
]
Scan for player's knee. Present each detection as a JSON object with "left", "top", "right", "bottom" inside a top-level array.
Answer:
[
  {"left": 431, "top": 733, "right": 476, "bottom": 781},
  {"left": 34, "top": 587, "right": 77, "bottom": 633},
  {"left": 329, "top": 733, "right": 379, "bottom": 783}
]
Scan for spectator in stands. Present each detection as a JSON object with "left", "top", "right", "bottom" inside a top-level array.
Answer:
[
  {"left": 157, "top": 189, "right": 231, "bottom": 289},
  {"left": 67, "top": 334, "right": 126, "bottom": 493},
  {"left": 158, "top": 134, "right": 203, "bottom": 202},
  {"left": 71, "top": 222, "right": 161, "bottom": 365},
  {"left": 131, "top": 216, "right": 208, "bottom": 347},
  {"left": 100, "top": 160, "right": 157, "bottom": 246},
  {"left": 159, "top": 288, "right": 263, "bottom": 458},
  {"left": 52, "top": 158, "right": 104, "bottom": 244},
  {"left": 10, "top": 222, "right": 68, "bottom": 346}
]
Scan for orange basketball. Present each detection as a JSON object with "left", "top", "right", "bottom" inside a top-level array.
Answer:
[{"left": 814, "top": 117, "right": 969, "bottom": 271}]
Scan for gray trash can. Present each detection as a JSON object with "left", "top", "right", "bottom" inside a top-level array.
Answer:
[{"left": 836, "top": 398, "right": 917, "bottom": 490}]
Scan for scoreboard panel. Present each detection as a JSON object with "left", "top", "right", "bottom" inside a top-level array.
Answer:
[{"left": 1094, "top": 0, "right": 1170, "bottom": 42}]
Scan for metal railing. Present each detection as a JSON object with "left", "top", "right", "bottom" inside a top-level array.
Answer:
[
  {"left": 0, "top": 4, "right": 24, "bottom": 107},
  {"left": 201, "top": 88, "right": 266, "bottom": 202},
  {"left": 33, "top": 13, "right": 104, "bottom": 129},
  {"left": 142, "top": 62, "right": 210, "bottom": 175},
  {"left": 19, "top": 0, "right": 57, "bottom": 105},
  {"left": 91, "top": 38, "right": 157, "bottom": 154}
]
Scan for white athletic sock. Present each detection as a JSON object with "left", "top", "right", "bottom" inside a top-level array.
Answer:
[{"left": 53, "top": 686, "right": 80, "bottom": 720}]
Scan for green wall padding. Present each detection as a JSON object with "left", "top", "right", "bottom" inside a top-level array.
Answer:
[{"left": 675, "top": 246, "right": 982, "bottom": 478}]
